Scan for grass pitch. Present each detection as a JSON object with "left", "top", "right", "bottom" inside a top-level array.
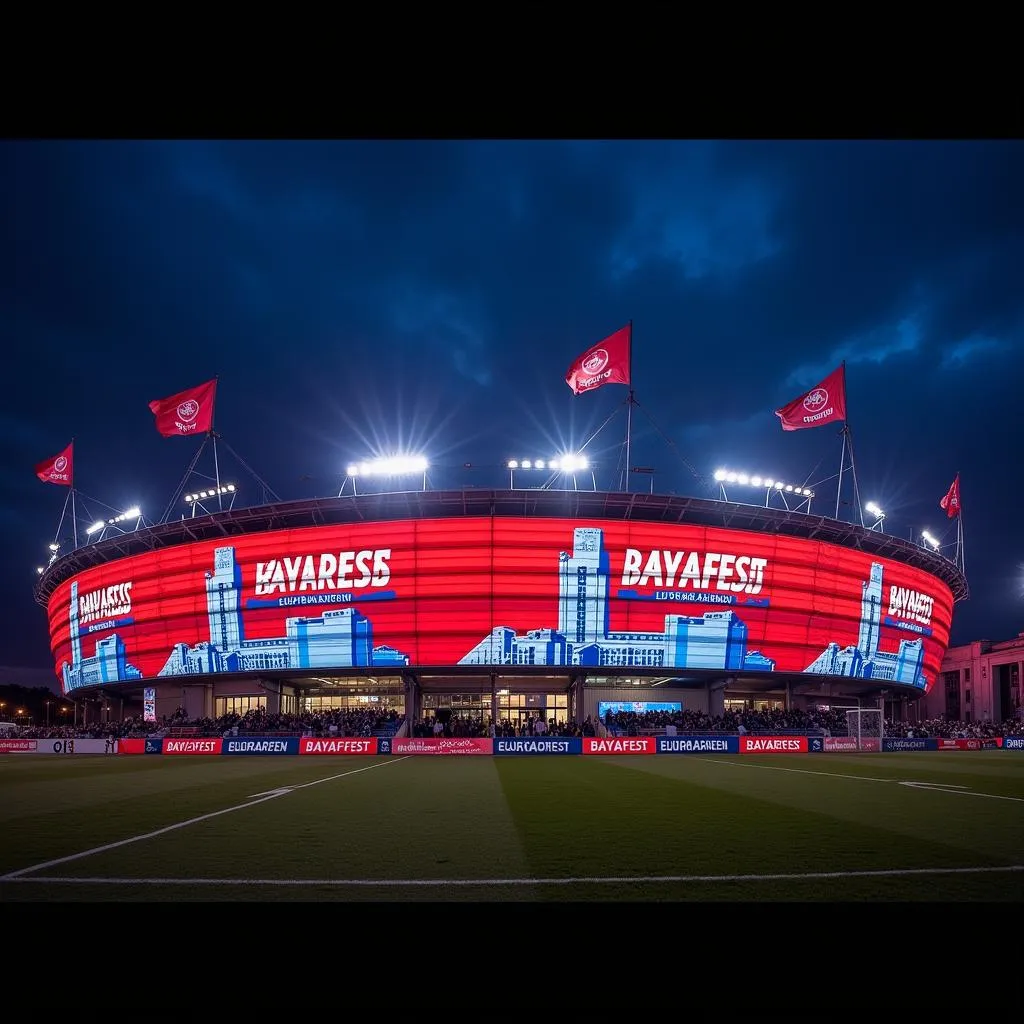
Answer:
[{"left": 0, "top": 751, "right": 1021, "bottom": 902}]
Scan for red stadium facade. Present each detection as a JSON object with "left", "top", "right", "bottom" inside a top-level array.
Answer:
[{"left": 34, "top": 490, "right": 968, "bottom": 727}]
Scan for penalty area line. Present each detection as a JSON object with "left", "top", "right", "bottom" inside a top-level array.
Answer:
[
  {"left": 2, "top": 865, "right": 1022, "bottom": 888},
  {"left": 0, "top": 756, "right": 411, "bottom": 881}
]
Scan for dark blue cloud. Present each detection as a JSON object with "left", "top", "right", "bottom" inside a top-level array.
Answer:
[{"left": 2, "top": 139, "right": 1021, "bottom": 668}]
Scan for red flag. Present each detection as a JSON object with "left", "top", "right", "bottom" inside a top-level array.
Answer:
[
  {"left": 148, "top": 379, "right": 217, "bottom": 437},
  {"left": 775, "top": 363, "right": 847, "bottom": 431},
  {"left": 939, "top": 474, "right": 961, "bottom": 519},
  {"left": 565, "top": 325, "right": 631, "bottom": 395},
  {"left": 35, "top": 441, "right": 73, "bottom": 486}
]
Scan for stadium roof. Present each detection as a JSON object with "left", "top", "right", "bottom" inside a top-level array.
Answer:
[{"left": 34, "top": 488, "right": 969, "bottom": 607}]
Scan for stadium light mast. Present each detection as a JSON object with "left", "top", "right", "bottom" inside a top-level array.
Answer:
[
  {"left": 713, "top": 468, "right": 815, "bottom": 513},
  {"left": 920, "top": 529, "right": 941, "bottom": 553},
  {"left": 183, "top": 485, "right": 236, "bottom": 519},
  {"left": 865, "top": 502, "right": 886, "bottom": 532},
  {"left": 507, "top": 454, "right": 595, "bottom": 491},
  {"left": 83, "top": 506, "right": 147, "bottom": 544},
  {"left": 340, "top": 455, "right": 429, "bottom": 496}
]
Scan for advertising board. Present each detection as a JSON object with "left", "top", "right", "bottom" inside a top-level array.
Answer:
[
  {"left": 47, "top": 517, "right": 952, "bottom": 693},
  {"left": 740, "top": 736, "right": 809, "bottom": 754}
]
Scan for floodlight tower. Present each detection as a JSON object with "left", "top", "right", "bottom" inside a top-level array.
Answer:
[
  {"left": 713, "top": 468, "right": 815, "bottom": 512},
  {"left": 865, "top": 502, "right": 886, "bottom": 532},
  {"left": 340, "top": 455, "right": 429, "bottom": 495},
  {"left": 83, "top": 506, "right": 146, "bottom": 543},
  {"left": 920, "top": 529, "right": 941, "bottom": 553},
  {"left": 183, "top": 485, "right": 237, "bottom": 518},
  {"left": 507, "top": 454, "right": 595, "bottom": 491}
]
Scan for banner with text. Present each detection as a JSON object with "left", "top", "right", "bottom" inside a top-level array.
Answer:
[
  {"left": 582, "top": 736, "right": 657, "bottom": 755},
  {"left": 494, "top": 737, "right": 582, "bottom": 755},
  {"left": 392, "top": 737, "right": 492, "bottom": 755},
  {"left": 740, "top": 736, "right": 809, "bottom": 754},
  {"left": 656, "top": 735, "right": 739, "bottom": 754},
  {"left": 222, "top": 737, "right": 299, "bottom": 755},
  {"left": 300, "top": 737, "right": 380, "bottom": 755}
]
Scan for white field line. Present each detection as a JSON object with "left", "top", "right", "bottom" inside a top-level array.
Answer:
[
  {"left": 1, "top": 865, "right": 1021, "bottom": 888},
  {"left": 0, "top": 756, "right": 411, "bottom": 880},
  {"left": 690, "top": 757, "right": 1024, "bottom": 801}
]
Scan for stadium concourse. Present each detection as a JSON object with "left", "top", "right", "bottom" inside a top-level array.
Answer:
[{"left": 7, "top": 706, "right": 1023, "bottom": 743}]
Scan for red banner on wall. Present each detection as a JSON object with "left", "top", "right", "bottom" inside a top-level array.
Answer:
[
  {"left": 392, "top": 737, "right": 491, "bottom": 755},
  {"left": 162, "top": 738, "right": 223, "bottom": 754},
  {"left": 117, "top": 738, "right": 146, "bottom": 755},
  {"left": 583, "top": 736, "right": 656, "bottom": 755},
  {"left": 740, "top": 736, "right": 808, "bottom": 754}
]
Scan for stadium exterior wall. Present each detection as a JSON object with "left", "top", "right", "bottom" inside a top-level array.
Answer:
[{"left": 39, "top": 503, "right": 959, "bottom": 706}]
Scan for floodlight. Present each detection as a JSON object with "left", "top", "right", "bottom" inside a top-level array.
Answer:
[
  {"left": 348, "top": 455, "right": 428, "bottom": 477},
  {"left": 507, "top": 460, "right": 518, "bottom": 469},
  {"left": 36, "top": 566, "right": 44, "bottom": 574},
  {"left": 85, "top": 520, "right": 105, "bottom": 536},
  {"left": 716, "top": 468, "right": 814, "bottom": 499},
  {"left": 184, "top": 486, "right": 235, "bottom": 504},
  {"left": 48, "top": 543, "right": 59, "bottom": 552},
  {"left": 107, "top": 506, "right": 143, "bottom": 525},
  {"left": 556, "top": 454, "right": 588, "bottom": 473},
  {"left": 921, "top": 530, "right": 940, "bottom": 550},
  {"left": 865, "top": 502, "right": 885, "bottom": 519}
]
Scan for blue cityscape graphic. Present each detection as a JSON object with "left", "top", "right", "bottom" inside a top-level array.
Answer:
[
  {"left": 803, "top": 561, "right": 926, "bottom": 688},
  {"left": 58, "top": 529, "right": 929, "bottom": 691},
  {"left": 460, "top": 527, "right": 775, "bottom": 671},
  {"left": 60, "top": 546, "right": 410, "bottom": 691},
  {"left": 459, "top": 527, "right": 928, "bottom": 688}
]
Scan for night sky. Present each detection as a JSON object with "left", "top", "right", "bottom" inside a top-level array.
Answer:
[{"left": 2, "top": 140, "right": 1022, "bottom": 675}]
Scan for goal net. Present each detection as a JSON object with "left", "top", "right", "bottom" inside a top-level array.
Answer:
[{"left": 844, "top": 708, "right": 883, "bottom": 752}]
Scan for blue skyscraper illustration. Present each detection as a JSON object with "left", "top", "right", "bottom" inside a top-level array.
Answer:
[
  {"left": 159, "top": 546, "right": 410, "bottom": 676},
  {"left": 61, "top": 581, "right": 143, "bottom": 692},
  {"left": 60, "top": 546, "right": 410, "bottom": 689},
  {"left": 804, "top": 560, "right": 927, "bottom": 687},
  {"left": 460, "top": 527, "right": 774, "bottom": 672}
]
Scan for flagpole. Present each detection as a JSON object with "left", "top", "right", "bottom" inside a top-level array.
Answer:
[
  {"left": 70, "top": 437, "right": 78, "bottom": 548},
  {"left": 834, "top": 426, "right": 847, "bottom": 520},
  {"left": 844, "top": 423, "right": 865, "bottom": 526},
  {"left": 211, "top": 374, "right": 222, "bottom": 511},
  {"left": 624, "top": 319, "right": 634, "bottom": 493},
  {"left": 956, "top": 472, "right": 965, "bottom": 575}
]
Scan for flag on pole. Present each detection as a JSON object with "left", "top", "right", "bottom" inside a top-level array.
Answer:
[
  {"left": 565, "top": 325, "right": 631, "bottom": 395},
  {"left": 775, "top": 364, "right": 847, "bottom": 431},
  {"left": 148, "top": 378, "right": 217, "bottom": 437},
  {"left": 939, "top": 474, "right": 961, "bottom": 518},
  {"left": 35, "top": 441, "right": 73, "bottom": 486}
]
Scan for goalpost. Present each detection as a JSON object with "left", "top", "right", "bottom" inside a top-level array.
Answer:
[{"left": 845, "top": 708, "right": 883, "bottom": 752}]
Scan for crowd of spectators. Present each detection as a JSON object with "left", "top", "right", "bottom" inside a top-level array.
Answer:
[{"left": 6, "top": 704, "right": 1023, "bottom": 741}]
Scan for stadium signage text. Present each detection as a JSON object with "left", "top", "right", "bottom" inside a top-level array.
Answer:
[
  {"left": 1005, "top": 737, "right": 1024, "bottom": 750},
  {"left": 299, "top": 738, "right": 378, "bottom": 754},
  {"left": 583, "top": 737, "right": 656, "bottom": 754},
  {"left": 254, "top": 550, "right": 392, "bottom": 596},
  {"left": 494, "top": 737, "right": 580, "bottom": 754},
  {"left": 78, "top": 581, "right": 133, "bottom": 626},
  {"left": 882, "top": 737, "right": 931, "bottom": 752},
  {"left": 163, "top": 738, "right": 223, "bottom": 754},
  {"left": 887, "top": 586, "right": 934, "bottom": 627},
  {"left": 223, "top": 738, "right": 298, "bottom": 755},
  {"left": 656, "top": 736, "right": 739, "bottom": 754},
  {"left": 740, "top": 736, "right": 808, "bottom": 753},
  {"left": 621, "top": 550, "right": 768, "bottom": 595}
]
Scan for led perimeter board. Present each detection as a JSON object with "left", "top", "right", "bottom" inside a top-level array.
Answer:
[{"left": 47, "top": 516, "right": 953, "bottom": 694}]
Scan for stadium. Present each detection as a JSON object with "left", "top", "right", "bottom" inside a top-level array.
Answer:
[{"left": 33, "top": 477, "right": 968, "bottom": 737}]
